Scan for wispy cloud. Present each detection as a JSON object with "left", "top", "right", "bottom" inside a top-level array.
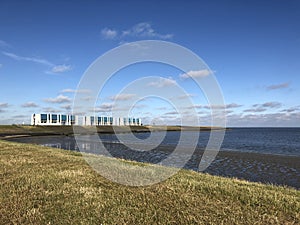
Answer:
[
  {"left": 0, "top": 40, "right": 10, "bottom": 48},
  {"left": 185, "top": 104, "right": 203, "bottom": 109},
  {"left": 227, "top": 112, "right": 300, "bottom": 127},
  {"left": 147, "top": 77, "right": 177, "bottom": 88},
  {"left": 21, "top": 102, "right": 39, "bottom": 108},
  {"left": 101, "top": 28, "right": 118, "bottom": 39},
  {"left": 60, "top": 104, "right": 72, "bottom": 111},
  {"left": 253, "top": 101, "right": 282, "bottom": 108},
  {"left": 180, "top": 69, "right": 212, "bottom": 79},
  {"left": 101, "top": 22, "right": 173, "bottom": 41},
  {"left": 0, "top": 102, "right": 9, "bottom": 113},
  {"left": 44, "top": 95, "right": 72, "bottom": 104},
  {"left": 109, "top": 93, "right": 136, "bottom": 101},
  {"left": 164, "top": 111, "right": 179, "bottom": 115},
  {"left": 244, "top": 101, "right": 282, "bottom": 113},
  {"left": 267, "top": 82, "right": 290, "bottom": 90},
  {"left": 42, "top": 107, "right": 61, "bottom": 113},
  {"left": 0, "top": 103, "right": 9, "bottom": 108},
  {"left": 176, "top": 93, "right": 197, "bottom": 99},
  {"left": 94, "top": 102, "right": 114, "bottom": 112},
  {"left": 226, "top": 103, "right": 243, "bottom": 109},
  {"left": 244, "top": 108, "right": 267, "bottom": 113},
  {"left": 2, "top": 51, "right": 53, "bottom": 66},
  {"left": 2, "top": 51, "right": 72, "bottom": 74},
  {"left": 203, "top": 103, "right": 242, "bottom": 109},
  {"left": 280, "top": 106, "right": 300, "bottom": 113},
  {"left": 122, "top": 22, "right": 173, "bottom": 39},
  {"left": 60, "top": 88, "right": 91, "bottom": 94},
  {"left": 50, "top": 64, "right": 72, "bottom": 73}
]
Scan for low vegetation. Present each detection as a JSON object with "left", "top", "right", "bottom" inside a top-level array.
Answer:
[
  {"left": 0, "top": 125, "right": 224, "bottom": 139},
  {"left": 0, "top": 140, "right": 299, "bottom": 224}
]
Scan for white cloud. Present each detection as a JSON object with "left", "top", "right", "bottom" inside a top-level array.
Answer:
[
  {"left": 185, "top": 104, "right": 203, "bottom": 109},
  {"left": 60, "top": 104, "right": 72, "bottom": 111},
  {"left": 164, "top": 111, "right": 179, "bottom": 115},
  {"left": 227, "top": 112, "right": 300, "bottom": 127},
  {"left": 2, "top": 51, "right": 53, "bottom": 66},
  {"left": 203, "top": 103, "right": 241, "bottom": 109},
  {"left": 244, "top": 108, "right": 267, "bottom": 113},
  {"left": 0, "top": 103, "right": 9, "bottom": 113},
  {"left": 21, "top": 102, "right": 39, "bottom": 108},
  {"left": 226, "top": 103, "right": 243, "bottom": 109},
  {"left": 50, "top": 64, "right": 72, "bottom": 73},
  {"left": 267, "top": 82, "right": 289, "bottom": 90},
  {"left": 60, "top": 88, "right": 90, "bottom": 94},
  {"left": 253, "top": 101, "right": 282, "bottom": 109},
  {"left": 42, "top": 107, "right": 61, "bottom": 113},
  {"left": 0, "top": 103, "right": 9, "bottom": 108},
  {"left": 3, "top": 51, "right": 72, "bottom": 74},
  {"left": 281, "top": 106, "right": 300, "bottom": 113},
  {"left": 147, "top": 77, "right": 177, "bottom": 88},
  {"left": 109, "top": 93, "right": 136, "bottom": 101},
  {"left": 60, "top": 89, "right": 77, "bottom": 93},
  {"left": 176, "top": 94, "right": 197, "bottom": 99},
  {"left": 101, "top": 28, "right": 118, "bottom": 39},
  {"left": 44, "top": 95, "right": 72, "bottom": 104},
  {"left": 122, "top": 22, "right": 173, "bottom": 39},
  {"left": 101, "top": 22, "right": 173, "bottom": 42},
  {"left": 243, "top": 102, "right": 282, "bottom": 113},
  {"left": 180, "top": 69, "right": 212, "bottom": 79},
  {"left": 94, "top": 102, "right": 114, "bottom": 112}
]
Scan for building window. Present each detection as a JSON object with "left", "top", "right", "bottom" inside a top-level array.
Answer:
[
  {"left": 52, "top": 114, "right": 57, "bottom": 123},
  {"left": 91, "top": 116, "right": 94, "bottom": 125},
  {"left": 104, "top": 117, "right": 108, "bottom": 125},
  {"left": 41, "top": 114, "right": 47, "bottom": 123},
  {"left": 71, "top": 115, "right": 75, "bottom": 125},
  {"left": 61, "top": 115, "right": 67, "bottom": 125}
]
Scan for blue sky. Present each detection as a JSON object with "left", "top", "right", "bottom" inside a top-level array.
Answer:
[{"left": 0, "top": 0, "right": 299, "bottom": 126}]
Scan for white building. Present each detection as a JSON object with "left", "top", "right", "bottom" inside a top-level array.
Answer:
[
  {"left": 31, "top": 113, "right": 142, "bottom": 126},
  {"left": 31, "top": 114, "right": 78, "bottom": 126},
  {"left": 81, "top": 116, "right": 141, "bottom": 126}
]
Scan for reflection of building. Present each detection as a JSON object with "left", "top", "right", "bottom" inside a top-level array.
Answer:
[{"left": 31, "top": 114, "right": 141, "bottom": 126}]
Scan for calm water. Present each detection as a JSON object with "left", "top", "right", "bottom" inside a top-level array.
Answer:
[
  {"left": 95, "top": 127, "right": 300, "bottom": 156},
  {"left": 9, "top": 128, "right": 300, "bottom": 188}
]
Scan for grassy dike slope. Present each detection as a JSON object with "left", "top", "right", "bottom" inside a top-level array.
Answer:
[{"left": 0, "top": 141, "right": 299, "bottom": 224}]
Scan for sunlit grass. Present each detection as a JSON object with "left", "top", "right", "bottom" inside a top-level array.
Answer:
[{"left": 0, "top": 140, "right": 299, "bottom": 224}]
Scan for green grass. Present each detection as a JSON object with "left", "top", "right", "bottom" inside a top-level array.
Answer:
[{"left": 0, "top": 140, "right": 299, "bottom": 224}]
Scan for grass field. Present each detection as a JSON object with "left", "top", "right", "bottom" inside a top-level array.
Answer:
[{"left": 0, "top": 140, "right": 299, "bottom": 224}]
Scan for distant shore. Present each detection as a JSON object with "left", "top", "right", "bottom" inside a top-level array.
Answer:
[{"left": 0, "top": 125, "right": 226, "bottom": 139}]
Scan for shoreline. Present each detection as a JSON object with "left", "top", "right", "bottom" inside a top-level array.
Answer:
[
  {"left": 0, "top": 125, "right": 226, "bottom": 139},
  {"left": 6, "top": 134, "right": 300, "bottom": 189}
]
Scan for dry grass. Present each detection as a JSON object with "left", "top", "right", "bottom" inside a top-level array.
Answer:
[{"left": 0, "top": 140, "right": 299, "bottom": 224}]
